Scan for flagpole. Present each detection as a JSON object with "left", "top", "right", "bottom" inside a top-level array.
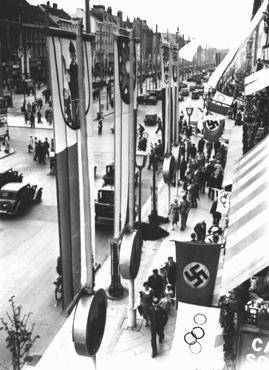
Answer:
[
  {"left": 76, "top": 19, "right": 94, "bottom": 293},
  {"left": 127, "top": 29, "right": 136, "bottom": 328}
]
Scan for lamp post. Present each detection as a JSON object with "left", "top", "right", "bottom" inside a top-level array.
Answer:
[
  {"left": 186, "top": 106, "right": 194, "bottom": 127},
  {"left": 202, "top": 92, "right": 208, "bottom": 109},
  {"left": 136, "top": 150, "right": 147, "bottom": 227}
]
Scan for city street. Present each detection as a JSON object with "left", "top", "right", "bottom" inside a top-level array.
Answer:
[{"left": 0, "top": 82, "right": 203, "bottom": 367}]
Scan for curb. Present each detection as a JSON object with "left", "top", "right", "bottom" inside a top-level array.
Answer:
[{"left": 0, "top": 149, "right": 16, "bottom": 160}]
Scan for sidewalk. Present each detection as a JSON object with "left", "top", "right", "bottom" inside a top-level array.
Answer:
[
  {"left": 6, "top": 87, "right": 113, "bottom": 129},
  {"left": 28, "top": 118, "right": 240, "bottom": 370}
]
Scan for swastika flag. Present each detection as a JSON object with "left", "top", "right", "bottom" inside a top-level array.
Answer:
[
  {"left": 203, "top": 116, "right": 225, "bottom": 143},
  {"left": 175, "top": 241, "right": 221, "bottom": 306}
]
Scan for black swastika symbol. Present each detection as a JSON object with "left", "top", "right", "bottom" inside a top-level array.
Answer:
[
  {"left": 207, "top": 120, "right": 219, "bottom": 130},
  {"left": 184, "top": 263, "right": 209, "bottom": 288}
]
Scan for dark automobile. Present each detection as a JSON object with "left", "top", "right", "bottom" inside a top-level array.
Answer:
[
  {"left": 181, "top": 88, "right": 189, "bottom": 96},
  {"left": 191, "top": 91, "right": 200, "bottom": 100},
  {"left": 95, "top": 185, "right": 114, "bottom": 223},
  {"left": 147, "top": 95, "right": 158, "bottom": 105},
  {"left": 179, "top": 82, "right": 188, "bottom": 89},
  {"left": 0, "top": 169, "right": 23, "bottom": 188},
  {"left": 187, "top": 77, "right": 194, "bottom": 82},
  {"left": 189, "top": 85, "right": 196, "bottom": 92},
  {"left": 103, "top": 162, "right": 138, "bottom": 186},
  {"left": 147, "top": 89, "right": 162, "bottom": 100},
  {"left": 137, "top": 94, "right": 150, "bottom": 105},
  {"left": 144, "top": 113, "right": 158, "bottom": 126},
  {"left": 0, "top": 182, "right": 43, "bottom": 215}
]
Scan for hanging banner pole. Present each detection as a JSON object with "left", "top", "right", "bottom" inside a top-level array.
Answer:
[{"left": 76, "top": 20, "right": 94, "bottom": 293}]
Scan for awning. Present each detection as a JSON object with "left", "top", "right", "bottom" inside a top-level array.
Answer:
[
  {"left": 207, "top": 0, "right": 268, "bottom": 90},
  {"left": 244, "top": 67, "right": 269, "bottom": 95},
  {"left": 220, "top": 135, "right": 269, "bottom": 295}
]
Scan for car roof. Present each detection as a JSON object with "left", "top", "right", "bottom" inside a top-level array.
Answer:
[
  {"left": 100, "top": 185, "right": 114, "bottom": 191},
  {"left": 0, "top": 182, "right": 30, "bottom": 192}
]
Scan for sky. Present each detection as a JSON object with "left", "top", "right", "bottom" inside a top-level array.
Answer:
[{"left": 28, "top": 0, "right": 255, "bottom": 49}]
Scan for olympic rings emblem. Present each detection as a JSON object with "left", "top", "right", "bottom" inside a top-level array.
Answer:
[{"left": 183, "top": 314, "right": 207, "bottom": 354}]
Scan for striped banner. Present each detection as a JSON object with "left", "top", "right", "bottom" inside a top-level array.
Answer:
[
  {"left": 47, "top": 31, "right": 94, "bottom": 310},
  {"left": 169, "top": 302, "right": 223, "bottom": 369},
  {"left": 220, "top": 136, "right": 269, "bottom": 295},
  {"left": 161, "top": 42, "right": 170, "bottom": 153},
  {"left": 114, "top": 32, "right": 136, "bottom": 235},
  {"left": 171, "top": 44, "right": 178, "bottom": 144}
]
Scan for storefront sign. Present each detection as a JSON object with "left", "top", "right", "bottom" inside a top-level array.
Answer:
[{"left": 237, "top": 326, "right": 269, "bottom": 369}]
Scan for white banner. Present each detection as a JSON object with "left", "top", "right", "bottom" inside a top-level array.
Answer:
[
  {"left": 217, "top": 190, "right": 231, "bottom": 214},
  {"left": 169, "top": 302, "right": 222, "bottom": 369},
  {"left": 178, "top": 39, "right": 200, "bottom": 62},
  {"left": 244, "top": 68, "right": 269, "bottom": 96}
]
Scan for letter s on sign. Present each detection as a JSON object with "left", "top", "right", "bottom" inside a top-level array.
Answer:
[
  {"left": 252, "top": 338, "right": 263, "bottom": 352},
  {"left": 246, "top": 353, "right": 256, "bottom": 363}
]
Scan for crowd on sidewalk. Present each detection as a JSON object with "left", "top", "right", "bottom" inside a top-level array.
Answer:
[
  {"left": 27, "top": 136, "right": 54, "bottom": 166},
  {"left": 132, "top": 119, "right": 229, "bottom": 358},
  {"left": 21, "top": 97, "right": 53, "bottom": 128}
]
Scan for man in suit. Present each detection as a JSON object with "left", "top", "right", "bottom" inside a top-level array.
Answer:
[
  {"left": 149, "top": 297, "right": 168, "bottom": 358},
  {"left": 148, "top": 269, "right": 164, "bottom": 299}
]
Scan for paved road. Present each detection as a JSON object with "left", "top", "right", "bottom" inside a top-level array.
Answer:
[{"left": 0, "top": 82, "right": 202, "bottom": 368}]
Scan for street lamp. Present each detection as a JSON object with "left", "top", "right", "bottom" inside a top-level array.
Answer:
[
  {"left": 202, "top": 92, "right": 208, "bottom": 109},
  {"left": 135, "top": 150, "right": 147, "bottom": 226},
  {"left": 186, "top": 106, "right": 194, "bottom": 127}
]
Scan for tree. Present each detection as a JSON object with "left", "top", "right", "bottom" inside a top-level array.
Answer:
[{"left": 0, "top": 296, "right": 40, "bottom": 370}]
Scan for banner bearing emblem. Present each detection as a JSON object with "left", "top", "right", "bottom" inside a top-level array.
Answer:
[{"left": 183, "top": 262, "right": 210, "bottom": 288}]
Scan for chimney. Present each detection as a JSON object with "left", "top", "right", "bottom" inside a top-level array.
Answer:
[
  {"left": 52, "top": 3, "right": 57, "bottom": 9},
  {"left": 47, "top": 1, "right": 50, "bottom": 6},
  {"left": 107, "top": 6, "right": 112, "bottom": 15},
  {"left": 117, "top": 10, "right": 122, "bottom": 25}
]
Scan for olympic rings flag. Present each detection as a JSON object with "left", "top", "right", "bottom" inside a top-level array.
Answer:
[{"left": 169, "top": 302, "right": 222, "bottom": 369}]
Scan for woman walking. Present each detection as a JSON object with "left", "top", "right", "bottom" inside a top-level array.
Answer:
[{"left": 168, "top": 199, "right": 180, "bottom": 231}]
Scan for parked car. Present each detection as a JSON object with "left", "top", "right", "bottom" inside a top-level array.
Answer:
[
  {"left": 187, "top": 77, "right": 194, "bottom": 82},
  {"left": 189, "top": 85, "right": 196, "bottom": 92},
  {"left": 147, "top": 95, "right": 158, "bottom": 105},
  {"left": 191, "top": 91, "right": 200, "bottom": 100},
  {"left": 181, "top": 88, "right": 189, "bottom": 96},
  {"left": 103, "top": 162, "right": 138, "bottom": 186},
  {"left": 0, "top": 182, "right": 42, "bottom": 216},
  {"left": 0, "top": 169, "right": 23, "bottom": 188},
  {"left": 147, "top": 89, "right": 162, "bottom": 100},
  {"left": 137, "top": 94, "right": 153, "bottom": 105},
  {"left": 144, "top": 113, "right": 158, "bottom": 126},
  {"left": 95, "top": 185, "right": 114, "bottom": 224}
]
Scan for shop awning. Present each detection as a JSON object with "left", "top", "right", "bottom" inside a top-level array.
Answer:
[
  {"left": 244, "top": 68, "right": 269, "bottom": 95},
  {"left": 219, "top": 135, "right": 269, "bottom": 295}
]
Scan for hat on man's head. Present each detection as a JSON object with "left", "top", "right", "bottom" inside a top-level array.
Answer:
[
  {"left": 153, "top": 268, "right": 158, "bottom": 273},
  {"left": 143, "top": 281, "right": 149, "bottom": 287}
]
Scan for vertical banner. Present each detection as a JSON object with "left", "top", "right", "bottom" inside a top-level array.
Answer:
[
  {"left": 237, "top": 326, "right": 269, "bottom": 370},
  {"left": 171, "top": 44, "right": 179, "bottom": 144},
  {"left": 47, "top": 30, "right": 94, "bottom": 310},
  {"left": 114, "top": 32, "right": 136, "bottom": 235},
  {"left": 161, "top": 42, "right": 170, "bottom": 153},
  {"left": 175, "top": 241, "right": 221, "bottom": 306},
  {"left": 169, "top": 302, "right": 221, "bottom": 369}
]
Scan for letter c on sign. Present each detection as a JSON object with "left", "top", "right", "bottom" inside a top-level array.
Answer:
[{"left": 252, "top": 338, "right": 263, "bottom": 352}]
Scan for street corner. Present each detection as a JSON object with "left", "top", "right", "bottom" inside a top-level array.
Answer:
[{"left": 0, "top": 147, "right": 15, "bottom": 159}]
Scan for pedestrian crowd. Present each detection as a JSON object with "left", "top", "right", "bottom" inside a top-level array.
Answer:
[
  {"left": 137, "top": 256, "right": 177, "bottom": 358},
  {"left": 167, "top": 133, "right": 227, "bottom": 232},
  {"left": 28, "top": 136, "right": 51, "bottom": 165},
  {"left": 21, "top": 97, "right": 53, "bottom": 127}
]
